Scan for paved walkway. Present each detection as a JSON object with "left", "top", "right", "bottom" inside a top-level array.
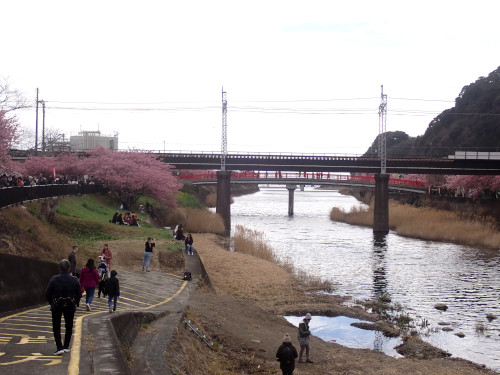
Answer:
[{"left": 0, "top": 250, "right": 203, "bottom": 375}]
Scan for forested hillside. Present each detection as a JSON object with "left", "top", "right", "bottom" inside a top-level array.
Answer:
[{"left": 364, "top": 66, "right": 500, "bottom": 158}]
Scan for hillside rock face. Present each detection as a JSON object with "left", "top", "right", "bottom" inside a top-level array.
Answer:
[{"left": 364, "top": 66, "right": 500, "bottom": 158}]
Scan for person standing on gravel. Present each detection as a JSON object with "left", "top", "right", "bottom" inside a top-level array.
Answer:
[
  {"left": 276, "top": 333, "right": 298, "bottom": 375},
  {"left": 45, "top": 259, "right": 82, "bottom": 355},
  {"left": 298, "top": 313, "right": 313, "bottom": 363},
  {"left": 142, "top": 237, "right": 155, "bottom": 271}
]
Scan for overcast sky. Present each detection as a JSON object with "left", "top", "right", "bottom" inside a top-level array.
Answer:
[{"left": 2, "top": 1, "right": 500, "bottom": 155}]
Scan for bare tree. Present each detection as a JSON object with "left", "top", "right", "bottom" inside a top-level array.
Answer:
[{"left": 0, "top": 77, "right": 28, "bottom": 112}]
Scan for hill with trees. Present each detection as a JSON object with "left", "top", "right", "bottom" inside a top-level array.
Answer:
[{"left": 364, "top": 66, "right": 500, "bottom": 158}]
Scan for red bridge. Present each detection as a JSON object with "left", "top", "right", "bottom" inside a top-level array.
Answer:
[{"left": 178, "top": 171, "right": 425, "bottom": 191}]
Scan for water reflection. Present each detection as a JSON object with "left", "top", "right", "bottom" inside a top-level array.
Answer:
[
  {"left": 285, "top": 315, "right": 402, "bottom": 357},
  {"left": 372, "top": 233, "right": 388, "bottom": 299}
]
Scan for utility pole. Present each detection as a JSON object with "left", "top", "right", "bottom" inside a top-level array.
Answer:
[
  {"left": 221, "top": 87, "right": 227, "bottom": 171},
  {"left": 35, "top": 88, "right": 39, "bottom": 154},
  {"left": 41, "top": 100, "right": 46, "bottom": 152},
  {"left": 378, "top": 85, "right": 387, "bottom": 173}
]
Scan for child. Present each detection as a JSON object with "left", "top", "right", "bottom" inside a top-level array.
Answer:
[
  {"left": 97, "top": 256, "right": 108, "bottom": 298},
  {"left": 106, "top": 270, "right": 120, "bottom": 313}
]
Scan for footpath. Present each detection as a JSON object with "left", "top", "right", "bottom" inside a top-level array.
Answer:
[{"left": 0, "top": 250, "right": 203, "bottom": 375}]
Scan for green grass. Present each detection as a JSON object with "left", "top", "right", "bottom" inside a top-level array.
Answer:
[
  {"left": 177, "top": 191, "right": 204, "bottom": 209},
  {"left": 54, "top": 194, "right": 173, "bottom": 248}
]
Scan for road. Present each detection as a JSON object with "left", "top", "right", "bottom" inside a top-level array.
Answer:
[{"left": 0, "top": 269, "right": 189, "bottom": 375}]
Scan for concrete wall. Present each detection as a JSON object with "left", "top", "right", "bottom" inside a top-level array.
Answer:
[{"left": 0, "top": 253, "right": 59, "bottom": 314}]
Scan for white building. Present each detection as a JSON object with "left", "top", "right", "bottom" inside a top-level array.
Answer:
[{"left": 70, "top": 130, "right": 118, "bottom": 151}]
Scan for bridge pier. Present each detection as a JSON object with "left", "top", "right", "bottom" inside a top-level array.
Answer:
[
  {"left": 216, "top": 171, "right": 231, "bottom": 236},
  {"left": 373, "top": 174, "right": 389, "bottom": 234},
  {"left": 286, "top": 184, "right": 297, "bottom": 216}
]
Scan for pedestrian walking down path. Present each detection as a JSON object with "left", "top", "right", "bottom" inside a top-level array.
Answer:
[{"left": 0, "top": 268, "right": 195, "bottom": 375}]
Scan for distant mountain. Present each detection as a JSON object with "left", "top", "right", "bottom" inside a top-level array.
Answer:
[{"left": 364, "top": 66, "right": 500, "bottom": 158}]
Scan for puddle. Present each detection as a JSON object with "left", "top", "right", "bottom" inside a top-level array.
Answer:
[{"left": 284, "top": 315, "right": 403, "bottom": 358}]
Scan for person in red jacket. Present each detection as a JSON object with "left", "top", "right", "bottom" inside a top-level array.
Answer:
[
  {"left": 101, "top": 244, "right": 113, "bottom": 272},
  {"left": 79, "top": 258, "right": 99, "bottom": 311}
]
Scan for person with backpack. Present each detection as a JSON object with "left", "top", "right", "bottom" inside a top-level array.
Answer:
[
  {"left": 298, "top": 313, "right": 313, "bottom": 363},
  {"left": 276, "top": 333, "right": 298, "bottom": 375},
  {"left": 45, "top": 259, "right": 82, "bottom": 355},
  {"left": 97, "top": 255, "right": 109, "bottom": 298}
]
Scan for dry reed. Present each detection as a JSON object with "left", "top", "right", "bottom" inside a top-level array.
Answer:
[
  {"left": 168, "top": 207, "right": 225, "bottom": 235},
  {"left": 330, "top": 201, "right": 500, "bottom": 250}
]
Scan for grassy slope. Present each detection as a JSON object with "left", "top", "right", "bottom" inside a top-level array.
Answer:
[{"left": 0, "top": 194, "right": 185, "bottom": 269}]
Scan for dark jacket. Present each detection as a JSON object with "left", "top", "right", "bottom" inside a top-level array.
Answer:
[
  {"left": 45, "top": 271, "right": 82, "bottom": 311},
  {"left": 68, "top": 251, "right": 77, "bottom": 275},
  {"left": 298, "top": 321, "right": 311, "bottom": 338},
  {"left": 106, "top": 271, "right": 120, "bottom": 297},
  {"left": 276, "top": 342, "right": 298, "bottom": 371},
  {"left": 145, "top": 240, "right": 155, "bottom": 253}
]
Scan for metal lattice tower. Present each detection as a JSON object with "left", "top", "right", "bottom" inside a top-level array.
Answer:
[
  {"left": 221, "top": 87, "right": 228, "bottom": 171},
  {"left": 378, "top": 85, "right": 388, "bottom": 174}
]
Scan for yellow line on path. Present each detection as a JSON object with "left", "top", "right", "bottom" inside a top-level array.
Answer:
[{"left": 68, "top": 279, "right": 188, "bottom": 375}]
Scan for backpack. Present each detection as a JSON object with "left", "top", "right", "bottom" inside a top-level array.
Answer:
[
  {"left": 53, "top": 296, "right": 76, "bottom": 311},
  {"left": 182, "top": 271, "right": 192, "bottom": 281},
  {"left": 280, "top": 345, "right": 294, "bottom": 364}
]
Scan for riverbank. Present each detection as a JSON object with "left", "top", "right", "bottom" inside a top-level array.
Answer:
[
  {"left": 331, "top": 189, "right": 500, "bottom": 251},
  {"left": 165, "top": 233, "right": 497, "bottom": 375}
]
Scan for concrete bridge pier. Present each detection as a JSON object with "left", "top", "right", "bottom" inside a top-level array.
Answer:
[
  {"left": 286, "top": 184, "right": 297, "bottom": 216},
  {"left": 216, "top": 171, "right": 231, "bottom": 236},
  {"left": 373, "top": 174, "right": 389, "bottom": 234}
]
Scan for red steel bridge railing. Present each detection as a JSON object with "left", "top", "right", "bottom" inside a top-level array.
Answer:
[{"left": 177, "top": 171, "right": 424, "bottom": 187}]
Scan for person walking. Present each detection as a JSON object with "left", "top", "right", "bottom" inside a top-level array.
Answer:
[
  {"left": 101, "top": 244, "right": 113, "bottom": 272},
  {"left": 106, "top": 270, "right": 120, "bottom": 313},
  {"left": 276, "top": 333, "right": 298, "bottom": 375},
  {"left": 142, "top": 237, "right": 155, "bottom": 271},
  {"left": 68, "top": 245, "right": 78, "bottom": 277},
  {"left": 45, "top": 259, "right": 82, "bottom": 355},
  {"left": 298, "top": 313, "right": 313, "bottom": 363},
  {"left": 185, "top": 233, "right": 194, "bottom": 255},
  {"left": 79, "top": 258, "right": 99, "bottom": 311}
]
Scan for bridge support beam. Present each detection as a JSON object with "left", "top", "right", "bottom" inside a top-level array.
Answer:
[
  {"left": 373, "top": 174, "right": 389, "bottom": 234},
  {"left": 216, "top": 171, "right": 231, "bottom": 236},
  {"left": 286, "top": 184, "right": 297, "bottom": 216}
]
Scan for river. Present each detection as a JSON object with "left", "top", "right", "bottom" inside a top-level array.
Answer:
[{"left": 229, "top": 186, "right": 500, "bottom": 372}]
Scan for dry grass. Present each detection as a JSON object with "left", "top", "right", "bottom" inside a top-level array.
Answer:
[
  {"left": 330, "top": 201, "right": 500, "bottom": 250},
  {"left": 232, "top": 225, "right": 335, "bottom": 294},
  {"left": 204, "top": 192, "right": 217, "bottom": 208},
  {"left": 0, "top": 205, "right": 71, "bottom": 261},
  {"left": 167, "top": 207, "right": 225, "bottom": 235}
]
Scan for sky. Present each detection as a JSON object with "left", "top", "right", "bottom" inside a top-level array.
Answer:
[{"left": 2, "top": 0, "right": 500, "bottom": 155}]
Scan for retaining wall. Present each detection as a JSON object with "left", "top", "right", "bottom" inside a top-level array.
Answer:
[{"left": 0, "top": 253, "right": 59, "bottom": 314}]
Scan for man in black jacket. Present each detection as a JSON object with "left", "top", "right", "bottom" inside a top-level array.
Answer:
[{"left": 45, "top": 259, "right": 82, "bottom": 355}]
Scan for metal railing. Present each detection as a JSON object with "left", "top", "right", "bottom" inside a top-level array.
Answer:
[{"left": 177, "top": 171, "right": 425, "bottom": 186}]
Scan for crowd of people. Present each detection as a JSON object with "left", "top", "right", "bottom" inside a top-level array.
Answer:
[
  {"left": 44, "top": 243, "right": 120, "bottom": 355},
  {"left": 0, "top": 173, "right": 98, "bottom": 188},
  {"left": 111, "top": 211, "right": 141, "bottom": 226}
]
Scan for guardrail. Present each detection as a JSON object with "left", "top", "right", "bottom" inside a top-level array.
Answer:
[
  {"left": 177, "top": 171, "right": 425, "bottom": 187},
  {"left": 0, "top": 184, "right": 103, "bottom": 210}
]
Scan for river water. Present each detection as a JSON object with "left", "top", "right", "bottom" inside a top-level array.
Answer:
[{"left": 229, "top": 186, "right": 500, "bottom": 372}]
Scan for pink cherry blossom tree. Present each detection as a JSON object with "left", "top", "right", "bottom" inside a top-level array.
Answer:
[
  {"left": 0, "top": 110, "right": 19, "bottom": 172},
  {"left": 446, "top": 175, "right": 500, "bottom": 199},
  {"left": 81, "top": 148, "right": 181, "bottom": 206},
  {"left": 23, "top": 147, "right": 181, "bottom": 206}
]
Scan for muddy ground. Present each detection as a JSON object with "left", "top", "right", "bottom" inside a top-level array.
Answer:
[{"left": 164, "top": 234, "right": 497, "bottom": 375}]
